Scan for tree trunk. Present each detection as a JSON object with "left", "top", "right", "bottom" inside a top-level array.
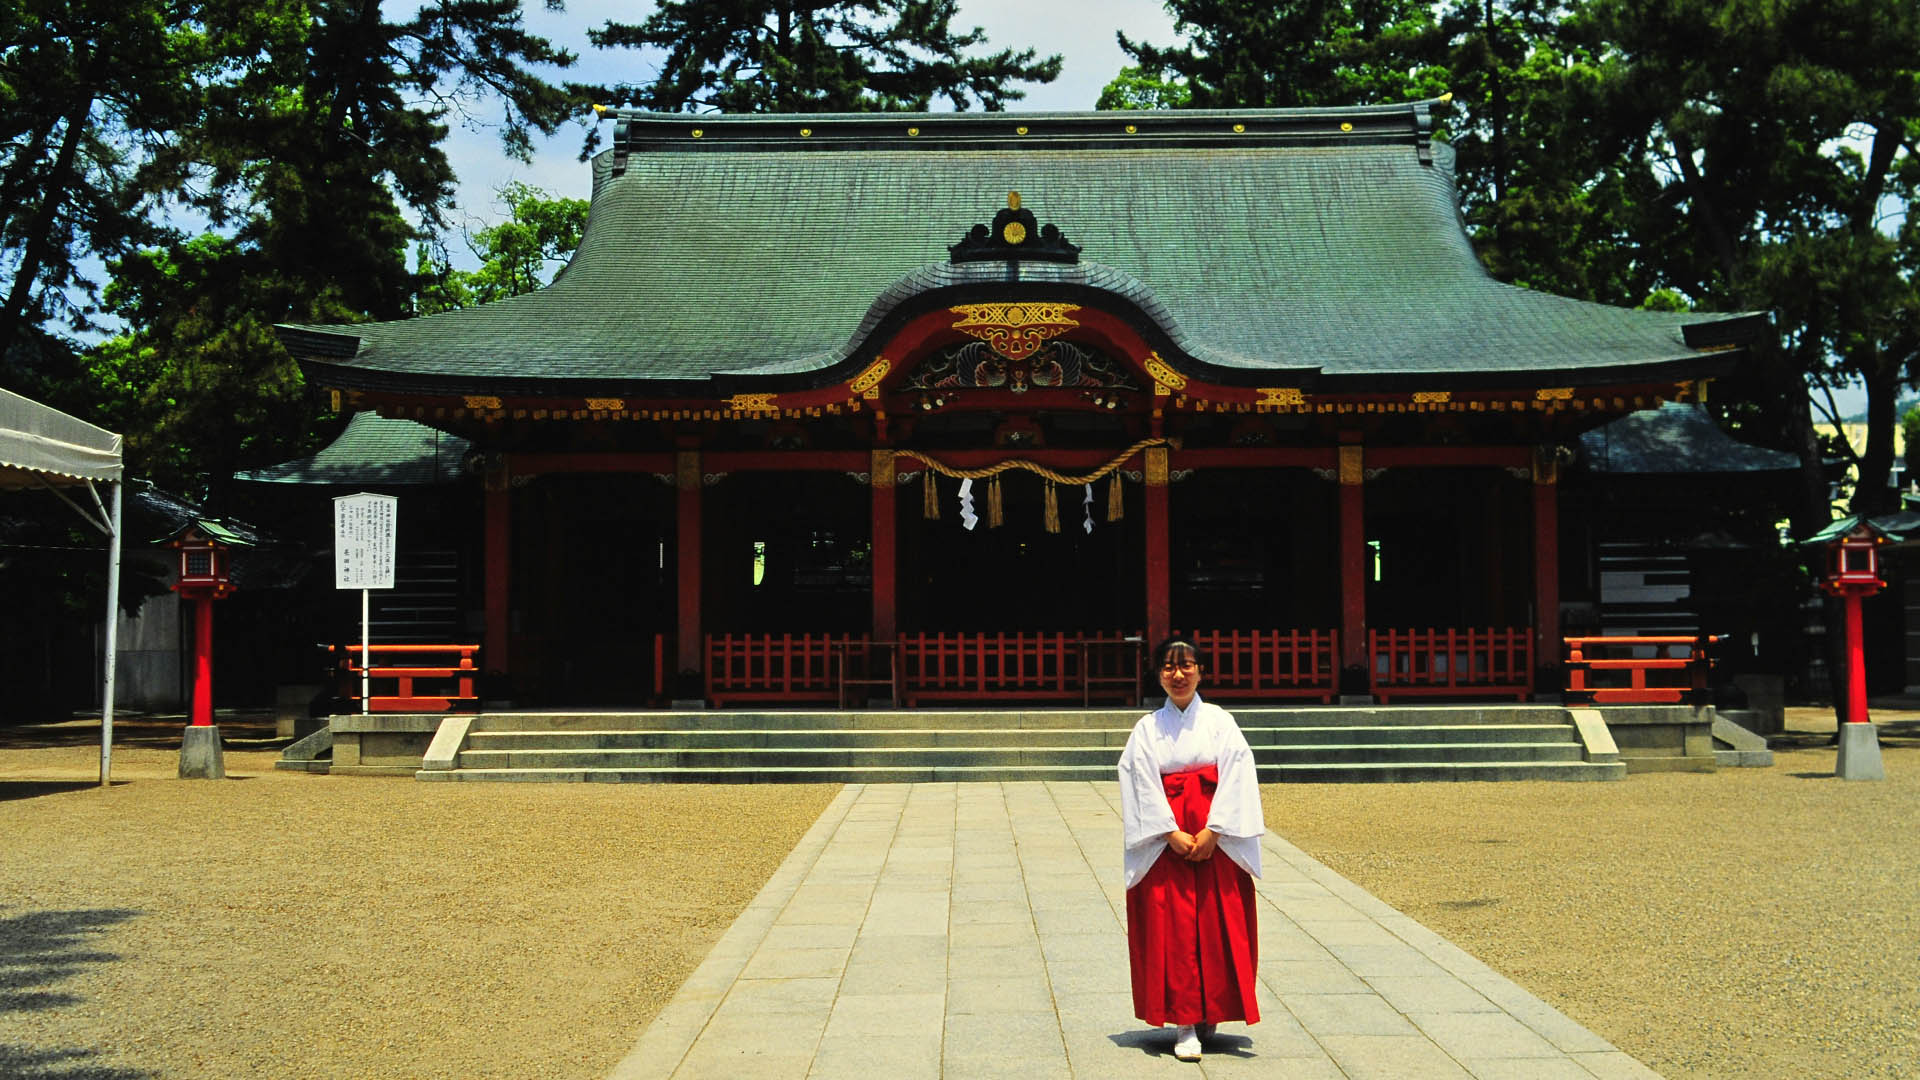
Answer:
[{"left": 0, "top": 95, "right": 91, "bottom": 363}]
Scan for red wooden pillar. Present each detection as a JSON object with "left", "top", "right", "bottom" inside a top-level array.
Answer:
[
  {"left": 189, "top": 596, "right": 214, "bottom": 726},
  {"left": 1144, "top": 447, "right": 1171, "bottom": 647},
  {"left": 1532, "top": 447, "right": 1561, "bottom": 684},
  {"left": 483, "top": 459, "right": 511, "bottom": 679},
  {"left": 1337, "top": 444, "right": 1367, "bottom": 676},
  {"left": 871, "top": 450, "right": 897, "bottom": 641},
  {"left": 675, "top": 450, "right": 703, "bottom": 682},
  {"left": 1844, "top": 591, "right": 1869, "bottom": 725}
]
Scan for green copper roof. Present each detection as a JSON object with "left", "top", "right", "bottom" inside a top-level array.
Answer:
[
  {"left": 282, "top": 102, "right": 1761, "bottom": 396},
  {"left": 234, "top": 412, "right": 470, "bottom": 485},
  {"left": 1579, "top": 403, "right": 1798, "bottom": 474}
]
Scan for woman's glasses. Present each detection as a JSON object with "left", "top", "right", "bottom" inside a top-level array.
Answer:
[{"left": 1160, "top": 660, "right": 1199, "bottom": 673}]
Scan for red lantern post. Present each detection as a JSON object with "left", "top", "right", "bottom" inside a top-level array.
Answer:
[
  {"left": 1819, "top": 524, "right": 1887, "bottom": 780},
  {"left": 167, "top": 523, "right": 240, "bottom": 778}
]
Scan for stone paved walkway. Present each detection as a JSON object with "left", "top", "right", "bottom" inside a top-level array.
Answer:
[{"left": 608, "top": 782, "right": 1662, "bottom": 1079}]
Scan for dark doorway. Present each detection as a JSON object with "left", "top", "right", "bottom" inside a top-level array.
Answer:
[
  {"left": 514, "top": 474, "right": 672, "bottom": 704},
  {"left": 1364, "top": 467, "right": 1531, "bottom": 629},
  {"left": 705, "top": 472, "right": 871, "bottom": 633},
  {"left": 1170, "top": 469, "right": 1338, "bottom": 632},
  {"left": 899, "top": 470, "right": 1142, "bottom": 632}
]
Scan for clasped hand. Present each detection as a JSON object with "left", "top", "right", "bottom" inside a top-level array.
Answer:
[{"left": 1166, "top": 827, "right": 1217, "bottom": 862}]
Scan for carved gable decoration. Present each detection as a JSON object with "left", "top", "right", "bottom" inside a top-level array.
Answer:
[
  {"left": 949, "top": 191, "right": 1082, "bottom": 264},
  {"left": 901, "top": 340, "right": 1141, "bottom": 395}
]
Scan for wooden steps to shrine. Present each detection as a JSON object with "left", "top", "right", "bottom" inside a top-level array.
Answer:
[{"left": 411, "top": 705, "right": 1628, "bottom": 783}]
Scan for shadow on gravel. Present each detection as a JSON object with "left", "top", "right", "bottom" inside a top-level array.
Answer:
[
  {"left": 0, "top": 1045, "right": 152, "bottom": 1079},
  {"left": 0, "top": 782, "right": 115, "bottom": 802},
  {"left": 0, "top": 908, "right": 140, "bottom": 1015}
]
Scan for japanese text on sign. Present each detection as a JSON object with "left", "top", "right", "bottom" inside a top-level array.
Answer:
[{"left": 334, "top": 493, "right": 397, "bottom": 589}]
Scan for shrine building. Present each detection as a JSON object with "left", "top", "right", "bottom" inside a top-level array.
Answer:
[{"left": 277, "top": 100, "right": 1764, "bottom": 710}]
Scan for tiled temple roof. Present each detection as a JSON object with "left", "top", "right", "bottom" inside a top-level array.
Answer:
[{"left": 282, "top": 101, "right": 1762, "bottom": 396}]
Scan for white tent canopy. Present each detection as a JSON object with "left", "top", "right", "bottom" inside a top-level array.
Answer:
[{"left": 0, "top": 386, "right": 125, "bottom": 783}]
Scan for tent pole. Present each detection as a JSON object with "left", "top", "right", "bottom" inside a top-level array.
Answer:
[{"left": 100, "top": 480, "right": 122, "bottom": 786}]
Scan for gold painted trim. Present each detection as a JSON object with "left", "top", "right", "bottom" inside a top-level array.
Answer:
[
  {"left": 849, "top": 356, "right": 890, "bottom": 399},
  {"left": 1338, "top": 445, "right": 1363, "bottom": 485},
  {"left": 676, "top": 451, "right": 700, "bottom": 490},
  {"left": 464, "top": 395, "right": 503, "bottom": 410},
  {"left": 1144, "top": 447, "right": 1169, "bottom": 487},
  {"left": 871, "top": 450, "right": 895, "bottom": 489},
  {"left": 1536, "top": 387, "right": 1574, "bottom": 401},
  {"left": 1143, "top": 352, "right": 1187, "bottom": 393},
  {"left": 1256, "top": 387, "right": 1304, "bottom": 407},
  {"left": 949, "top": 304, "right": 1080, "bottom": 362},
  {"left": 584, "top": 397, "right": 624, "bottom": 411},
  {"left": 1412, "top": 390, "right": 1451, "bottom": 404},
  {"left": 727, "top": 393, "right": 779, "bottom": 413}
]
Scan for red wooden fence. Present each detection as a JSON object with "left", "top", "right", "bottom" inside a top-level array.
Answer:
[
  {"left": 1184, "top": 629, "right": 1338, "bottom": 703},
  {"left": 896, "top": 631, "right": 1141, "bottom": 707},
  {"left": 1368, "top": 627, "right": 1533, "bottom": 702},
  {"left": 330, "top": 643, "right": 480, "bottom": 713},
  {"left": 706, "top": 633, "right": 868, "bottom": 706},
  {"left": 1563, "top": 635, "right": 1716, "bottom": 704}
]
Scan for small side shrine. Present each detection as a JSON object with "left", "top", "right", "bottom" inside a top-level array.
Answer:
[{"left": 276, "top": 101, "right": 1766, "bottom": 708}]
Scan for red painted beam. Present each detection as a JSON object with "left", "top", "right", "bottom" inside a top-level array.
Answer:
[
  {"left": 483, "top": 480, "right": 510, "bottom": 678},
  {"left": 1145, "top": 448, "right": 1171, "bottom": 649},
  {"left": 1532, "top": 462, "right": 1559, "bottom": 687},
  {"left": 1338, "top": 446, "right": 1367, "bottom": 675},
  {"left": 675, "top": 451, "right": 703, "bottom": 681},
  {"left": 871, "top": 452, "right": 897, "bottom": 641}
]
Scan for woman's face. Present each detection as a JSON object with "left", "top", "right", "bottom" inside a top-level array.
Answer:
[{"left": 1158, "top": 646, "right": 1202, "bottom": 708}]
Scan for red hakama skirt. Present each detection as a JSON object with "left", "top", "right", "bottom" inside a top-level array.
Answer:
[{"left": 1126, "top": 764, "right": 1260, "bottom": 1027}]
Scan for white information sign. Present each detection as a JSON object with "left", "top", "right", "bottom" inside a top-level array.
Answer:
[{"left": 333, "top": 493, "right": 398, "bottom": 590}]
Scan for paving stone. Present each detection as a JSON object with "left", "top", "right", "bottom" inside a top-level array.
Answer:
[
  {"left": 1293, "top": 918, "right": 1406, "bottom": 948},
  {"left": 1462, "top": 1057, "right": 1602, "bottom": 1079},
  {"left": 610, "top": 780, "right": 1662, "bottom": 1080},
  {"left": 807, "top": 1036, "right": 940, "bottom": 1080},
  {"left": 945, "top": 974, "right": 1057, "bottom": 1014},
  {"left": 948, "top": 920, "right": 1039, "bottom": 949},
  {"left": 739, "top": 946, "right": 851, "bottom": 980},
  {"left": 819, "top": 992, "right": 945, "bottom": 1038},
  {"left": 948, "top": 942, "right": 1047, "bottom": 979},
  {"left": 1327, "top": 941, "right": 1451, "bottom": 978},
  {"left": 1366, "top": 974, "right": 1501, "bottom": 1014},
  {"left": 1317, "top": 1033, "right": 1476, "bottom": 1079},
  {"left": 1570, "top": 1050, "right": 1666, "bottom": 1078},
  {"left": 1263, "top": 958, "right": 1373, "bottom": 995},
  {"left": 1282, "top": 991, "right": 1421, "bottom": 1037},
  {"left": 1409, "top": 1010, "right": 1565, "bottom": 1059}
]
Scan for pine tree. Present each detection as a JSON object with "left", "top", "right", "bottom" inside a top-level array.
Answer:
[{"left": 589, "top": 0, "right": 1062, "bottom": 113}]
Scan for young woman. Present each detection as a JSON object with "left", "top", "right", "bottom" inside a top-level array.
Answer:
[{"left": 1118, "top": 638, "right": 1265, "bottom": 1062}]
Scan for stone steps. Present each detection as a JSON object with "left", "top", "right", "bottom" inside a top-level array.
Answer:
[
  {"left": 419, "top": 760, "right": 1622, "bottom": 783},
  {"left": 415, "top": 706, "right": 1625, "bottom": 782}
]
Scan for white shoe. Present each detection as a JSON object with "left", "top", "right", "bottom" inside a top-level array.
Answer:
[{"left": 1172, "top": 1025, "right": 1202, "bottom": 1061}]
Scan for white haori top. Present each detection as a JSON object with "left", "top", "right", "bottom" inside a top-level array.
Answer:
[{"left": 1118, "top": 694, "right": 1265, "bottom": 889}]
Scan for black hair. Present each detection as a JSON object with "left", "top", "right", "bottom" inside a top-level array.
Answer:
[{"left": 1152, "top": 636, "right": 1206, "bottom": 670}]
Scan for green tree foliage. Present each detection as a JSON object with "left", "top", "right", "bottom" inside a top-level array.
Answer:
[
  {"left": 1104, "top": 0, "right": 1448, "bottom": 110},
  {"left": 64, "top": 0, "right": 588, "bottom": 499},
  {"left": 0, "top": 0, "right": 216, "bottom": 369},
  {"left": 414, "top": 182, "right": 590, "bottom": 314},
  {"left": 588, "top": 0, "right": 1062, "bottom": 113},
  {"left": 1563, "top": 0, "right": 1920, "bottom": 526}
]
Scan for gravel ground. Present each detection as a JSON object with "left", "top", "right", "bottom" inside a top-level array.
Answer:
[
  {"left": 1276, "top": 707, "right": 1920, "bottom": 1080},
  {"left": 0, "top": 709, "right": 1913, "bottom": 1079},
  {"left": 0, "top": 722, "right": 837, "bottom": 1080}
]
